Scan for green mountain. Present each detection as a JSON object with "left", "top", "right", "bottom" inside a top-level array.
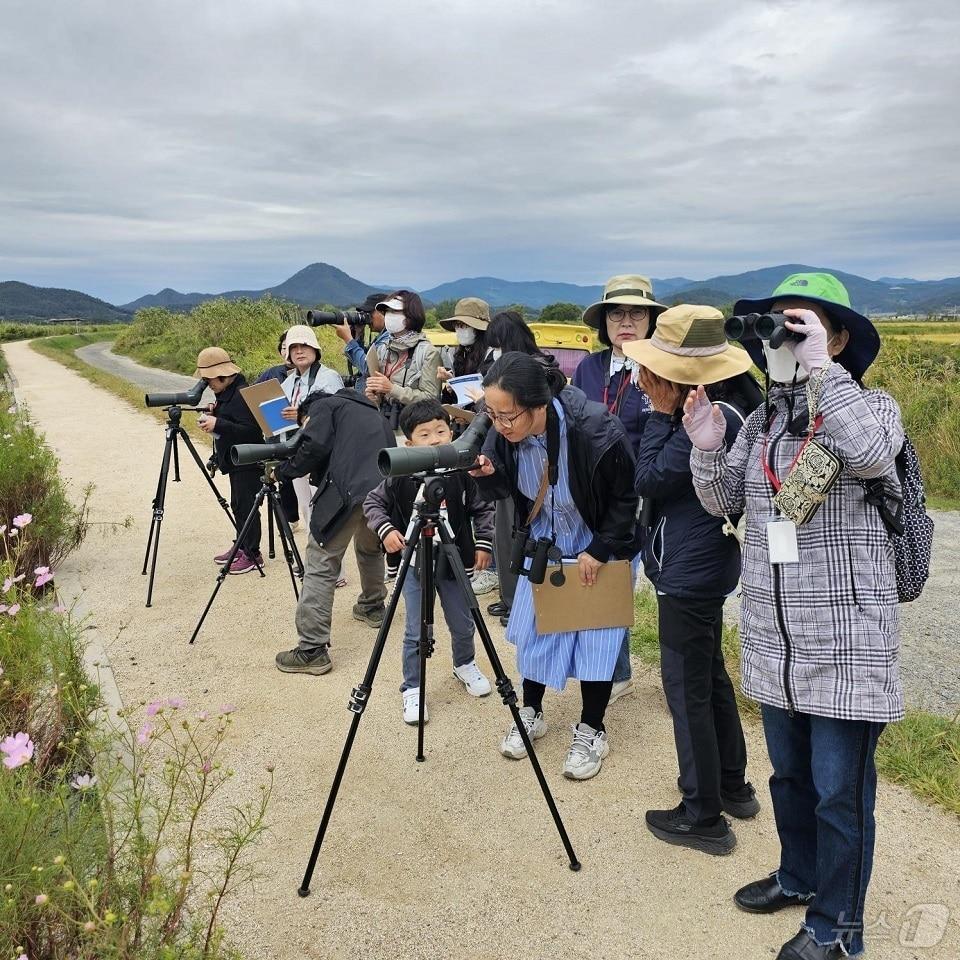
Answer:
[{"left": 0, "top": 281, "right": 131, "bottom": 322}]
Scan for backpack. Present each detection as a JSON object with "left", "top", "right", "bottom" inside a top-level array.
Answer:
[{"left": 864, "top": 437, "right": 935, "bottom": 603}]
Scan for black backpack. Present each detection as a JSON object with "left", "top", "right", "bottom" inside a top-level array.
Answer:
[{"left": 864, "top": 437, "right": 935, "bottom": 603}]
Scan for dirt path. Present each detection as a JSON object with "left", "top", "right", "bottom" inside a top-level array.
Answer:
[{"left": 5, "top": 338, "right": 960, "bottom": 960}]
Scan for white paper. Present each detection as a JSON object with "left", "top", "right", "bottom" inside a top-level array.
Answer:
[
  {"left": 446, "top": 373, "right": 483, "bottom": 406},
  {"left": 767, "top": 519, "right": 800, "bottom": 565}
]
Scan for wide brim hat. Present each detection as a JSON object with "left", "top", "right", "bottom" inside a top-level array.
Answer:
[
  {"left": 623, "top": 304, "right": 753, "bottom": 385},
  {"left": 439, "top": 296, "right": 491, "bottom": 332},
  {"left": 282, "top": 324, "right": 321, "bottom": 361},
  {"left": 581, "top": 274, "right": 667, "bottom": 330},
  {"left": 733, "top": 272, "right": 880, "bottom": 380},
  {"left": 194, "top": 346, "right": 241, "bottom": 379}
]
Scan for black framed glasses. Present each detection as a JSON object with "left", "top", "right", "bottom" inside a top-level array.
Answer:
[{"left": 487, "top": 407, "right": 530, "bottom": 427}]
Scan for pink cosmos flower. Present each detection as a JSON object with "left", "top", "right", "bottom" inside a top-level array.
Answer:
[
  {"left": 34, "top": 572, "right": 54, "bottom": 589},
  {"left": 3, "top": 575, "right": 25, "bottom": 592},
  {"left": 200, "top": 760, "right": 213, "bottom": 775},
  {"left": 196, "top": 710, "right": 209, "bottom": 722},
  {"left": 0, "top": 605, "right": 7, "bottom": 614},
  {"left": 70, "top": 773, "right": 97, "bottom": 790},
  {"left": 35, "top": 893, "right": 48, "bottom": 905},
  {"left": 53, "top": 603, "right": 67, "bottom": 614},
  {"left": 12, "top": 513, "right": 32, "bottom": 528},
  {"left": 1, "top": 732, "right": 35, "bottom": 769},
  {"left": 167, "top": 696, "right": 186, "bottom": 710},
  {"left": 136, "top": 722, "right": 153, "bottom": 745},
  {"left": 6, "top": 604, "right": 20, "bottom": 617},
  {"left": 8, "top": 529, "right": 18, "bottom": 537},
  {"left": 0, "top": 524, "right": 5, "bottom": 534},
  {"left": 218, "top": 703, "right": 236, "bottom": 715},
  {"left": 145, "top": 700, "right": 164, "bottom": 717}
]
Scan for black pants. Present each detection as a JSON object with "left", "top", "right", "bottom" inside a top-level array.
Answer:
[
  {"left": 229, "top": 468, "right": 262, "bottom": 556},
  {"left": 657, "top": 593, "right": 748, "bottom": 824},
  {"left": 522, "top": 678, "right": 612, "bottom": 732},
  {"left": 278, "top": 478, "right": 299, "bottom": 524}
]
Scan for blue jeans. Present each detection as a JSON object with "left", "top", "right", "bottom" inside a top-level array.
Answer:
[
  {"left": 400, "top": 569, "right": 476, "bottom": 692},
  {"left": 761, "top": 704, "right": 885, "bottom": 957},
  {"left": 612, "top": 629, "right": 632, "bottom": 683}
]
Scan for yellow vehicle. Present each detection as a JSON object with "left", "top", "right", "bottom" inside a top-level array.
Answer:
[{"left": 426, "top": 322, "right": 597, "bottom": 379}]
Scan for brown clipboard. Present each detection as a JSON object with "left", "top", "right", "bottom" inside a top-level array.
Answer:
[
  {"left": 239, "top": 379, "right": 291, "bottom": 438},
  {"left": 531, "top": 560, "right": 634, "bottom": 633},
  {"left": 442, "top": 404, "right": 476, "bottom": 425}
]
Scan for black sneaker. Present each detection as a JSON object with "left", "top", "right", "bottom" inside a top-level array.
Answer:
[
  {"left": 353, "top": 604, "right": 385, "bottom": 628},
  {"left": 275, "top": 647, "right": 332, "bottom": 675},
  {"left": 645, "top": 802, "right": 736, "bottom": 856},
  {"left": 722, "top": 782, "right": 761, "bottom": 819},
  {"left": 487, "top": 600, "right": 510, "bottom": 617}
]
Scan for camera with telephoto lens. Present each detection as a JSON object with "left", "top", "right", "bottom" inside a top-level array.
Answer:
[
  {"left": 509, "top": 525, "right": 562, "bottom": 585},
  {"left": 144, "top": 379, "right": 205, "bottom": 409},
  {"left": 724, "top": 312, "right": 804, "bottom": 349},
  {"left": 230, "top": 430, "right": 303, "bottom": 468},
  {"left": 377, "top": 413, "right": 492, "bottom": 478},
  {"left": 306, "top": 307, "right": 372, "bottom": 328}
]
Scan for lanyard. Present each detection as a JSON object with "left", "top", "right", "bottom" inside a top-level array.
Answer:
[
  {"left": 603, "top": 368, "right": 631, "bottom": 415},
  {"left": 761, "top": 413, "right": 824, "bottom": 492}
]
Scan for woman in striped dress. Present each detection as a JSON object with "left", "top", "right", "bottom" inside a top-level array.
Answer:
[{"left": 470, "top": 353, "right": 640, "bottom": 780}]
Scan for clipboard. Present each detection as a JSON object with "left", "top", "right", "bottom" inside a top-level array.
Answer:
[
  {"left": 443, "top": 404, "right": 476, "bottom": 425},
  {"left": 240, "top": 380, "right": 292, "bottom": 437},
  {"left": 531, "top": 560, "right": 634, "bottom": 633}
]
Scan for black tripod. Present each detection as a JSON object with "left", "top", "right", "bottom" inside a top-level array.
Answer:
[
  {"left": 142, "top": 404, "right": 239, "bottom": 607},
  {"left": 298, "top": 474, "right": 580, "bottom": 897},
  {"left": 188, "top": 464, "right": 304, "bottom": 645}
]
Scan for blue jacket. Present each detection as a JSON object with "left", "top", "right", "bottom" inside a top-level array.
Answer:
[
  {"left": 256, "top": 363, "right": 290, "bottom": 385},
  {"left": 344, "top": 330, "right": 390, "bottom": 395},
  {"left": 572, "top": 349, "right": 652, "bottom": 452},
  {"left": 635, "top": 405, "right": 744, "bottom": 598}
]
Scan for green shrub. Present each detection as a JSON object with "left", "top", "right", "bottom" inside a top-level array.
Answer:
[{"left": 0, "top": 323, "right": 116, "bottom": 344}]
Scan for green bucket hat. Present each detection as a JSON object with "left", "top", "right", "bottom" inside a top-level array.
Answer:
[{"left": 733, "top": 272, "right": 880, "bottom": 380}]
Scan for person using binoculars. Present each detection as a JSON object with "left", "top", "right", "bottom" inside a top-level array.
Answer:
[
  {"left": 685, "top": 273, "right": 904, "bottom": 960},
  {"left": 194, "top": 347, "right": 265, "bottom": 575},
  {"left": 470, "top": 352, "right": 640, "bottom": 781}
]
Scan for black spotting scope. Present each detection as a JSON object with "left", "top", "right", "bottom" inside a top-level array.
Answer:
[
  {"left": 724, "top": 312, "right": 804, "bottom": 349},
  {"left": 377, "top": 413, "right": 492, "bottom": 478},
  {"left": 144, "top": 379, "right": 206, "bottom": 409},
  {"left": 306, "top": 307, "right": 371, "bottom": 327},
  {"left": 231, "top": 430, "right": 303, "bottom": 467}
]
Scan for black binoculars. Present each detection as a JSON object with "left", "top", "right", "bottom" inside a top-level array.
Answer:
[
  {"left": 380, "top": 397, "right": 403, "bottom": 432},
  {"left": 509, "top": 526, "right": 563, "bottom": 585},
  {"left": 724, "top": 312, "right": 804, "bottom": 349}
]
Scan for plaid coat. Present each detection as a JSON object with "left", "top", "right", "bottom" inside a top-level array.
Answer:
[{"left": 691, "top": 363, "right": 904, "bottom": 723}]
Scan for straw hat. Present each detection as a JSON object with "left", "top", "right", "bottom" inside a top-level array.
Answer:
[
  {"left": 439, "top": 297, "right": 491, "bottom": 332},
  {"left": 622, "top": 304, "right": 753, "bottom": 385},
  {"left": 581, "top": 274, "right": 667, "bottom": 330},
  {"left": 282, "top": 324, "right": 321, "bottom": 361},
  {"left": 194, "top": 346, "right": 241, "bottom": 379}
]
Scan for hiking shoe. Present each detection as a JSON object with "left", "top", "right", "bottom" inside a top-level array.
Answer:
[
  {"left": 471, "top": 570, "right": 499, "bottom": 596},
  {"left": 385, "top": 564, "right": 399, "bottom": 582},
  {"left": 353, "top": 604, "right": 385, "bottom": 628},
  {"left": 645, "top": 802, "right": 736, "bottom": 856},
  {"left": 608, "top": 678, "right": 635, "bottom": 705},
  {"left": 722, "top": 782, "right": 761, "bottom": 819},
  {"left": 487, "top": 599, "right": 510, "bottom": 617},
  {"left": 562, "top": 722, "right": 609, "bottom": 780},
  {"left": 500, "top": 706, "right": 546, "bottom": 759},
  {"left": 228, "top": 550, "right": 259, "bottom": 575},
  {"left": 275, "top": 647, "right": 332, "bottom": 675},
  {"left": 453, "top": 660, "right": 491, "bottom": 697},
  {"left": 214, "top": 544, "right": 235, "bottom": 564},
  {"left": 402, "top": 688, "right": 428, "bottom": 725}
]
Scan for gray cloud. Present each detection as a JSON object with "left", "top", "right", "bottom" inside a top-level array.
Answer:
[{"left": 0, "top": 0, "right": 957, "bottom": 303}]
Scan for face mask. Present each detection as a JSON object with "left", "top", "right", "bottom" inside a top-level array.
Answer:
[
  {"left": 763, "top": 343, "right": 803, "bottom": 384},
  {"left": 491, "top": 348, "right": 502, "bottom": 361},
  {"left": 455, "top": 327, "right": 477, "bottom": 346},
  {"left": 384, "top": 313, "right": 407, "bottom": 335}
]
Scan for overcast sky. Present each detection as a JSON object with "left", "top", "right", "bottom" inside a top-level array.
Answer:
[{"left": 1, "top": 0, "right": 958, "bottom": 304}]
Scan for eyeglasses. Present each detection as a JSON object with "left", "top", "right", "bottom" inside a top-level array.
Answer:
[
  {"left": 487, "top": 407, "right": 529, "bottom": 427},
  {"left": 607, "top": 307, "right": 649, "bottom": 324}
]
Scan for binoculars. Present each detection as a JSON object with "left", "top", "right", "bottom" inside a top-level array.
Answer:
[
  {"left": 723, "top": 312, "right": 804, "bottom": 349},
  {"left": 509, "top": 526, "right": 562, "bottom": 585}
]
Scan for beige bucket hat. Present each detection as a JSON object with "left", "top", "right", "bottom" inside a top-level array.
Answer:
[
  {"left": 282, "top": 324, "right": 321, "bottom": 361},
  {"left": 581, "top": 274, "right": 667, "bottom": 330},
  {"left": 439, "top": 296, "right": 491, "bottom": 332},
  {"left": 194, "top": 346, "right": 241, "bottom": 379},
  {"left": 622, "top": 304, "right": 753, "bottom": 385}
]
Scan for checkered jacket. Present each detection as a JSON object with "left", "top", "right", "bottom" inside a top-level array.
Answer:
[{"left": 691, "top": 363, "right": 905, "bottom": 723}]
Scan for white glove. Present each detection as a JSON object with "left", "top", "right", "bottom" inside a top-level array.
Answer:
[
  {"left": 782, "top": 308, "right": 830, "bottom": 373},
  {"left": 682, "top": 386, "right": 726, "bottom": 451}
]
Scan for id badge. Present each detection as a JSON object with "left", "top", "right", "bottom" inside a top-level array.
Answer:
[{"left": 767, "top": 519, "right": 799, "bottom": 565}]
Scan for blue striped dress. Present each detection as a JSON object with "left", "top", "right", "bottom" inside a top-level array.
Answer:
[{"left": 506, "top": 400, "right": 637, "bottom": 690}]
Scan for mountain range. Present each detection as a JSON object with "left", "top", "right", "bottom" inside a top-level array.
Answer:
[{"left": 2, "top": 262, "right": 959, "bottom": 321}]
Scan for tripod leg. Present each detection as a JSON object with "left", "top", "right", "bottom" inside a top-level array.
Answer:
[
  {"left": 436, "top": 523, "right": 581, "bottom": 871},
  {"left": 267, "top": 503, "right": 276, "bottom": 559},
  {"left": 299, "top": 517, "right": 425, "bottom": 897},
  {"left": 143, "top": 428, "right": 176, "bottom": 607},
  {"left": 177, "top": 428, "right": 237, "bottom": 529},
  {"left": 173, "top": 431, "right": 181, "bottom": 481},
  {"left": 416, "top": 530, "right": 436, "bottom": 762},
  {"left": 268, "top": 487, "right": 303, "bottom": 601},
  {"left": 188, "top": 483, "right": 269, "bottom": 645}
]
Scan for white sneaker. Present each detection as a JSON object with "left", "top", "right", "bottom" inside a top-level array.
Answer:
[
  {"left": 562, "top": 722, "right": 609, "bottom": 780},
  {"left": 402, "top": 688, "right": 428, "bottom": 725},
  {"left": 471, "top": 569, "right": 499, "bottom": 596},
  {"left": 500, "top": 706, "right": 546, "bottom": 759},
  {"left": 453, "top": 660, "right": 492, "bottom": 697},
  {"left": 608, "top": 679, "right": 635, "bottom": 705}
]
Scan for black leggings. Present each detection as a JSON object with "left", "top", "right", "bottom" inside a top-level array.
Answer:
[{"left": 522, "top": 678, "right": 612, "bottom": 732}]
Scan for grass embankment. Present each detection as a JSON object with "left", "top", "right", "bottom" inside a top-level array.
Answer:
[
  {"left": 1, "top": 322, "right": 119, "bottom": 343},
  {"left": 631, "top": 590, "right": 960, "bottom": 817}
]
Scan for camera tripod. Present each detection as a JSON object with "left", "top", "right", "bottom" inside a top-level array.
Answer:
[
  {"left": 142, "top": 404, "right": 241, "bottom": 607},
  {"left": 188, "top": 463, "right": 304, "bottom": 645},
  {"left": 298, "top": 473, "right": 580, "bottom": 897}
]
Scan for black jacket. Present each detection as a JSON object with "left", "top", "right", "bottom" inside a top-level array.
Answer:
[
  {"left": 211, "top": 374, "right": 263, "bottom": 474},
  {"left": 635, "top": 404, "right": 744, "bottom": 598},
  {"left": 276, "top": 389, "right": 396, "bottom": 544},
  {"left": 475, "top": 386, "right": 640, "bottom": 562}
]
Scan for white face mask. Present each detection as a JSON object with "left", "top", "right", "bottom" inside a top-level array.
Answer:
[
  {"left": 491, "top": 348, "right": 502, "bottom": 361},
  {"left": 455, "top": 327, "right": 477, "bottom": 346},
  {"left": 384, "top": 313, "right": 407, "bottom": 335},
  {"left": 763, "top": 342, "right": 803, "bottom": 384}
]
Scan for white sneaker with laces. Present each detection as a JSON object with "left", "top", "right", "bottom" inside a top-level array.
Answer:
[
  {"left": 608, "top": 678, "right": 635, "bottom": 705},
  {"left": 402, "top": 688, "right": 428, "bottom": 725},
  {"left": 500, "top": 706, "right": 546, "bottom": 759},
  {"left": 471, "top": 569, "right": 499, "bottom": 596},
  {"left": 562, "top": 722, "right": 609, "bottom": 780},
  {"left": 452, "top": 660, "right": 492, "bottom": 697}
]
